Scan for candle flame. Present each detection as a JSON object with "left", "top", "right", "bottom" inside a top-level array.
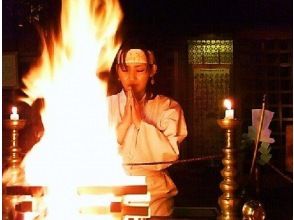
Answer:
[
  {"left": 12, "top": 106, "right": 17, "bottom": 114},
  {"left": 224, "top": 99, "right": 232, "bottom": 110}
]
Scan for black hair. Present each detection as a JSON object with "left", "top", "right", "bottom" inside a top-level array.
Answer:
[{"left": 108, "top": 39, "right": 157, "bottom": 99}]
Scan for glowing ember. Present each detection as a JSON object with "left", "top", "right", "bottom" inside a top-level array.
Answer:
[{"left": 2, "top": 0, "right": 150, "bottom": 219}]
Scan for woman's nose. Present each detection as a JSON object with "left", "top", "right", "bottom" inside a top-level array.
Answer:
[{"left": 128, "top": 70, "right": 136, "bottom": 81}]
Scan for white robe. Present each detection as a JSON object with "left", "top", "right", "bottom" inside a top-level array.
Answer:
[{"left": 108, "top": 90, "right": 187, "bottom": 216}]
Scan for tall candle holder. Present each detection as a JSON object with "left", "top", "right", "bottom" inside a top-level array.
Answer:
[
  {"left": 3, "top": 119, "right": 26, "bottom": 220},
  {"left": 217, "top": 118, "right": 240, "bottom": 220},
  {"left": 4, "top": 119, "right": 26, "bottom": 171}
]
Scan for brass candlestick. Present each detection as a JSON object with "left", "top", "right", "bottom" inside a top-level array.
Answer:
[
  {"left": 217, "top": 118, "right": 240, "bottom": 220},
  {"left": 3, "top": 119, "right": 26, "bottom": 220},
  {"left": 4, "top": 119, "right": 26, "bottom": 170}
]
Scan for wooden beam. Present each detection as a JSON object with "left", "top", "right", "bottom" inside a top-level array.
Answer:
[{"left": 77, "top": 185, "right": 147, "bottom": 196}]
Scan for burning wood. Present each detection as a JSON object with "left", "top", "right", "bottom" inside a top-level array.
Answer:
[
  {"left": 15, "top": 201, "right": 149, "bottom": 216},
  {"left": 4, "top": 186, "right": 46, "bottom": 196},
  {"left": 77, "top": 185, "right": 147, "bottom": 196},
  {"left": 15, "top": 201, "right": 33, "bottom": 212},
  {"left": 80, "top": 204, "right": 149, "bottom": 216},
  {"left": 5, "top": 184, "right": 150, "bottom": 219}
]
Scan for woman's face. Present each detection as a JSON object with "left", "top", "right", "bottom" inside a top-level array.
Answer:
[{"left": 117, "top": 62, "right": 151, "bottom": 99}]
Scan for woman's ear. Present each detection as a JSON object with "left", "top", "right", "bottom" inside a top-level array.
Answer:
[{"left": 150, "top": 64, "right": 157, "bottom": 77}]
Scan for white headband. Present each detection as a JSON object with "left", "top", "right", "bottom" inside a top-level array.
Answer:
[
  {"left": 126, "top": 49, "right": 147, "bottom": 63},
  {"left": 118, "top": 49, "right": 155, "bottom": 64}
]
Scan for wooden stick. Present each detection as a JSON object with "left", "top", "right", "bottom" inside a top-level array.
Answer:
[
  {"left": 250, "top": 94, "right": 266, "bottom": 176},
  {"left": 15, "top": 200, "right": 149, "bottom": 216},
  {"left": 79, "top": 202, "right": 149, "bottom": 216},
  {"left": 15, "top": 201, "right": 33, "bottom": 212},
  {"left": 4, "top": 185, "right": 147, "bottom": 196},
  {"left": 77, "top": 185, "right": 147, "bottom": 196},
  {"left": 4, "top": 186, "right": 46, "bottom": 196}
]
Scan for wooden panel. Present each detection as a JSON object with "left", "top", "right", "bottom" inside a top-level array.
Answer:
[
  {"left": 234, "top": 30, "right": 293, "bottom": 167},
  {"left": 191, "top": 64, "right": 231, "bottom": 156},
  {"left": 3, "top": 52, "right": 18, "bottom": 88},
  {"left": 285, "top": 125, "right": 293, "bottom": 172}
]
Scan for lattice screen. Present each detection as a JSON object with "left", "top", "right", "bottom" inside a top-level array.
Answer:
[
  {"left": 188, "top": 40, "right": 233, "bottom": 64},
  {"left": 187, "top": 40, "right": 233, "bottom": 156},
  {"left": 192, "top": 67, "right": 231, "bottom": 155}
]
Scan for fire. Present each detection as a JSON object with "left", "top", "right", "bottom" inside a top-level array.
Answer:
[
  {"left": 12, "top": 106, "right": 18, "bottom": 114},
  {"left": 224, "top": 99, "right": 232, "bottom": 110},
  {"left": 22, "top": 0, "right": 124, "bottom": 185},
  {"left": 2, "top": 0, "right": 149, "bottom": 219}
]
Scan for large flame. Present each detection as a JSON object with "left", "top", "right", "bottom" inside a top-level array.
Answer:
[
  {"left": 22, "top": 0, "right": 124, "bottom": 186},
  {"left": 2, "top": 0, "right": 144, "bottom": 219}
]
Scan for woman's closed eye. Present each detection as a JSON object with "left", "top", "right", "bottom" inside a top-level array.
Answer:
[
  {"left": 136, "top": 68, "right": 146, "bottom": 72},
  {"left": 135, "top": 65, "right": 147, "bottom": 72}
]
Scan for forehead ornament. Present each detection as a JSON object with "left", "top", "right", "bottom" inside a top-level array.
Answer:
[{"left": 123, "top": 49, "right": 148, "bottom": 64}]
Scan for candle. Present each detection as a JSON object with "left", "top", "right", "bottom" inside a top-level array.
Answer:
[
  {"left": 10, "top": 106, "right": 19, "bottom": 120},
  {"left": 224, "top": 99, "right": 234, "bottom": 119}
]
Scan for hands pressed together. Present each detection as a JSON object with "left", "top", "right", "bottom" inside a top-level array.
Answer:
[{"left": 117, "top": 87, "right": 144, "bottom": 145}]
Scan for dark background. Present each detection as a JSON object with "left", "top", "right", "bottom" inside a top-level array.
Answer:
[
  {"left": 120, "top": 0, "right": 292, "bottom": 34},
  {"left": 3, "top": 0, "right": 292, "bottom": 48}
]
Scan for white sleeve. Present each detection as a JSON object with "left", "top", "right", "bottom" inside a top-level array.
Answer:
[{"left": 133, "top": 102, "right": 187, "bottom": 171}]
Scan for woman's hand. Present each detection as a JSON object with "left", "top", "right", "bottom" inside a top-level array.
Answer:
[
  {"left": 121, "top": 88, "right": 133, "bottom": 127},
  {"left": 129, "top": 89, "right": 142, "bottom": 129},
  {"left": 116, "top": 88, "right": 132, "bottom": 145},
  {"left": 117, "top": 87, "right": 143, "bottom": 144}
]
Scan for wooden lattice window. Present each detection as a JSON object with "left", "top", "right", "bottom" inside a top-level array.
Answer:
[
  {"left": 188, "top": 40, "right": 233, "bottom": 64},
  {"left": 187, "top": 39, "right": 233, "bottom": 156}
]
